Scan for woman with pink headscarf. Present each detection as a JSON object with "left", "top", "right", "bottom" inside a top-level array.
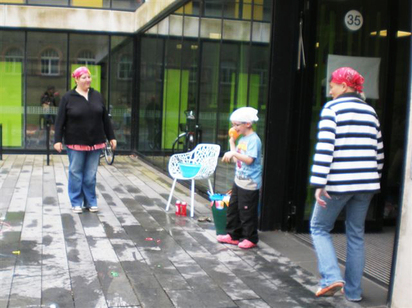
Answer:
[
  {"left": 54, "top": 67, "right": 116, "bottom": 214},
  {"left": 309, "top": 67, "right": 384, "bottom": 301}
]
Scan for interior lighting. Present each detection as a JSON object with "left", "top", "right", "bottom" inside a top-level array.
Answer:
[
  {"left": 176, "top": 44, "right": 182, "bottom": 49},
  {"left": 316, "top": 42, "right": 319, "bottom": 48},
  {"left": 379, "top": 30, "right": 387, "bottom": 37},
  {"left": 370, "top": 30, "right": 411, "bottom": 37},
  {"left": 369, "top": 30, "right": 387, "bottom": 37},
  {"left": 397, "top": 31, "right": 411, "bottom": 37},
  {"left": 209, "top": 33, "right": 221, "bottom": 39}
]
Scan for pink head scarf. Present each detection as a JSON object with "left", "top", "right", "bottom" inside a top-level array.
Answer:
[
  {"left": 330, "top": 67, "right": 365, "bottom": 93},
  {"left": 72, "top": 66, "right": 91, "bottom": 79}
]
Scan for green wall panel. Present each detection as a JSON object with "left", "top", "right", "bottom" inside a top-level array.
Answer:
[
  {"left": 162, "top": 69, "right": 189, "bottom": 149},
  {"left": 0, "top": 62, "right": 22, "bottom": 147},
  {"left": 230, "top": 73, "right": 259, "bottom": 110},
  {"left": 248, "top": 74, "right": 260, "bottom": 109}
]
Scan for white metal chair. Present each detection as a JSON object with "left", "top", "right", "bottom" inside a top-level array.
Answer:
[{"left": 165, "top": 143, "right": 221, "bottom": 217}]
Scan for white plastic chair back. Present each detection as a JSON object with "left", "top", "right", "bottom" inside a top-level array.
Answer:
[
  {"left": 165, "top": 143, "right": 221, "bottom": 217},
  {"left": 168, "top": 143, "right": 221, "bottom": 180}
]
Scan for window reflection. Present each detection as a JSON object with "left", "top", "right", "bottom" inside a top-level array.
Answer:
[
  {"left": 110, "top": 36, "right": 133, "bottom": 151},
  {"left": 40, "top": 48, "right": 60, "bottom": 76},
  {"left": 138, "top": 0, "right": 273, "bottom": 193},
  {"left": 27, "top": 32, "right": 67, "bottom": 149},
  {"left": 0, "top": 31, "right": 24, "bottom": 149},
  {"left": 77, "top": 50, "right": 96, "bottom": 66}
]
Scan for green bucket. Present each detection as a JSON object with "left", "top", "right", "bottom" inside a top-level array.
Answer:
[{"left": 211, "top": 204, "right": 227, "bottom": 235}]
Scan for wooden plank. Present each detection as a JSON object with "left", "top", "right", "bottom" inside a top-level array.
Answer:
[
  {"left": 41, "top": 163, "right": 74, "bottom": 308},
  {"left": 53, "top": 154, "right": 108, "bottom": 308},
  {"left": 60, "top": 155, "right": 141, "bottom": 307},
  {"left": 0, "top": 155, "right": 30, "bottom": 308},
  {"left": 0, "top": 155, "right": 21, "bottom": 220},
  {"left": 8, "top": 155, "right": 43, "bottom": 308}
]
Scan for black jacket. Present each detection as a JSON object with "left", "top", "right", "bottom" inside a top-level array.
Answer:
[{"left": 54, "top": 88, "right": 115, "bottom": 146}]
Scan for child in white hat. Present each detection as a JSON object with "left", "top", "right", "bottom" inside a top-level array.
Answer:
[{"left": 218, "top": 107, "right": 262, "bottom": 249}]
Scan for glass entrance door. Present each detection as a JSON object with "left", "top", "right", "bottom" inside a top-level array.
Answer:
[{"left": 296, "top": 0, "right": 410, "bottom": 232}]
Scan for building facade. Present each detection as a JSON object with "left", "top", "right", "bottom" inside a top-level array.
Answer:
[{"left": 0, "top": 0, "right": 410, "bottom": 306}]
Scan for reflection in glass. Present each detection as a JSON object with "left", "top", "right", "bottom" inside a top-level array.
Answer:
[
  {"left": 0, "top": 31, "right": 24, "bottom": 149},
  {"left": 138, "top": 1, "right": 273, "bottom": 194},
  {"left": 139, "top": 36, "right": 164, "bottom": 162},
  {"left": 110, "top": 36, "right": 134, "bottom": 150},
  {"left": 69, "top": 34, "right": 109, "bottom": 100},
  {"left": 41, "top": 48, "right": 60, "bottom": 75},
  {"left": 303, "top": 0, "right": 389, "bottom": 223},
  {"left": 26, "top": 32, "right": 67, "bottom": 149}
]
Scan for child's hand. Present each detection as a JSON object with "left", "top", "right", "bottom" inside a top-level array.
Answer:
[{"left": 222, "top": 151, "right": 235, "bottom": 163}]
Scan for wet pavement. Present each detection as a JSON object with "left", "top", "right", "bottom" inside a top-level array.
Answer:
[{"left": 0, "top": 154, "right": 365, "bottom": 308}]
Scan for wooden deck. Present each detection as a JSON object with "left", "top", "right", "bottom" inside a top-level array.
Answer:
[{"left": 0, "top": 155, "right": 360, "bottom": 308}]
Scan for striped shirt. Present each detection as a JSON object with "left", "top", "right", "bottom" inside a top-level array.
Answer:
[{"left": 310, "top": 93, "right": 384, "bottom": 194}]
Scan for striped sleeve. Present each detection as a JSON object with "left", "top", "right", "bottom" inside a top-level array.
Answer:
[
  {"left": 376, "top": 125, "right": 384, "bottom": 177},
  {"left": 310, "top": 107, "right": 337, "bottom": 187}
]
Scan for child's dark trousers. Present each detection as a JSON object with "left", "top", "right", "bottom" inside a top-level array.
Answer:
[{"left": 226, "top": 183, "right": 259, "bottom": 244}]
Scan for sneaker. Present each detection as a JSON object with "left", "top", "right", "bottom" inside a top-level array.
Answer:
[
  {"left": 88, "top": 206, "right": 99, "bottom": 213},
  {"left": 217, "top": 234, "right": 239, "bottom": 245},
  {"left": 72, "top": 207, "right": 82, "bottom": 214},
  {"left": 238, "top": 239, "right": 257, "bottom": 249},
  {"left": 346, "top": 296, "right": 363, "bottom": 302},
  {"left": 315, "top": 282, "right": 344, "bottom": 297}
]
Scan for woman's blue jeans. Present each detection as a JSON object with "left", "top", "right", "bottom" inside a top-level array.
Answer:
[
  {"left": 67, "top": 148, "right": 101, "bottom": 208},
  {"left": 310, "top": 192, "right": 374, "bottom": 301}
]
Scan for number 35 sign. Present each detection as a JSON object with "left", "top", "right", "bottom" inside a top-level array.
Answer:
[{"left": 345, "top": 10, "right": 363, "bottom": 31}]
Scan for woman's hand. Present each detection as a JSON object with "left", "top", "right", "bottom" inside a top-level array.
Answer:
[
  {"left": 315, "top": 188, "right": 331, "bottom": 208},
  {"left": 54, "top": 142, "right": 63, "bottom": 153},
  {"left": 110, "top": 139, "right": 117, "bottom": 151}
]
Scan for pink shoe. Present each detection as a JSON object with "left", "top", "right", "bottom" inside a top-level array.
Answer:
[
  {"left": 238, "top": 239, "right": 257, "bottom": 249},
  {"left": 217, "top": 234, "right": 239, "bottom": 245}
]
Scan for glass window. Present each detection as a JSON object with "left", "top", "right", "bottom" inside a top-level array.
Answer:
[
  {"left": 200, "top": 18, "right": 222, "bottom": 40},
  {"left": 26, "top": 32, "right": 67, "bottom": 149},
  {"left": 138, "top": 0, "right": 272, "bottom": 195},
  {"left": 302, "top": 0, "right": 389, "bottom": 222},
  {"left": 223, "top": 19, "right": 251, "bottom": 41},
  {"left": 139, "top": 35, "right": 164, "bottom": 158},
  {"left": 111, "top": 0, "right": 143, "bottom": 11},
  {"left": 41, "top": 48, "right": 60, "bottom": 76},
  {"left": 204, "top": 0, "right": 222, "bottom": 18},
  {"left": 77, "top": 50, "right": 96, "bottom": 65},
  {"left": 117, "top": 54, "right": 133, "bottom": 80},
  {"left": 0, "top": 31, "right": 25, "bottom": 149},
  {"left": 71, "top": 0, "right": 110, "bottom": 9},
  {"left": 27, "top": 0, "right": 68, "bottom": 5},
  {"left": 249, "top": 44, "right": 269, "bottom": 153},
  {"left": 5, "top": 47, "right": 23, "bottom": 73},
  {"left": 69, "top": 34, "right": 109, "bottom": 100},
  {"left": 198, "top": 41, "right": 220, "bottom": 148},
  {"left": 110, "top": 36, "right": 134, "bottom": 151}
]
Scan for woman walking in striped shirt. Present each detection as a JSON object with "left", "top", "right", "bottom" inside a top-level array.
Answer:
[{"left": 310, "top": 67, "right": 384, "bottom": 301}]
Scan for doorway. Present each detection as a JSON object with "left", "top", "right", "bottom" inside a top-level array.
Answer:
[{"left": 294, "top": 0, "right": 411, "bottom": 233}]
